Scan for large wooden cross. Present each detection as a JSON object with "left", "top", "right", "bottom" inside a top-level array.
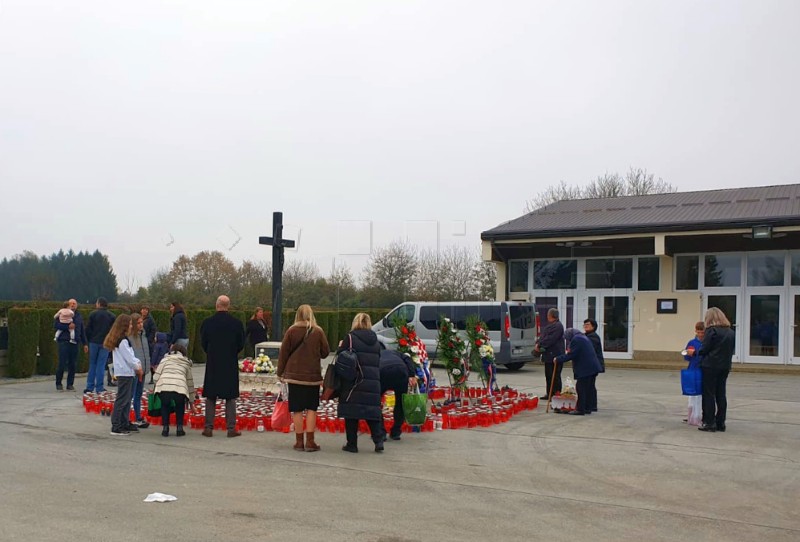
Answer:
[{"left": 259, "top": 212, "right": 295, "bottom": 341}]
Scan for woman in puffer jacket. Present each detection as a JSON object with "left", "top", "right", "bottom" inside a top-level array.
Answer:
[
  {"left": 337, "top": 313, "right": 384, "bottom": 454},
  {"left": 153, "top": 344, "right": 195, "bottom": 437}
]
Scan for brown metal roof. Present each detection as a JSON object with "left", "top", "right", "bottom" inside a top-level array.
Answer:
[{"left": 482, "top": 184, "right": 800, "bottom": 240}]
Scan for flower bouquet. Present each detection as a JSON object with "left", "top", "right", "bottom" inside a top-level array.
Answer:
[
  {"left": 436, "top": 316, "right": 468, "bottom": 393},
  {"left": 238, "top": 354, "right": 276, "bottom": 374},
  {"left": 465, "top": 315, "right": 498, "bottom": 392}
]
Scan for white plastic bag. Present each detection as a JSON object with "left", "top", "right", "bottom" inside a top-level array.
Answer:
[
  {"left": 561, "top": 377, "right": 576, "bottom": 396},
  {"left": 687, "top": 395, "right": 702, "bottom": 426}
]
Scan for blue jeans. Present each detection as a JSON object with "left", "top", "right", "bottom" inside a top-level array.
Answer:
[
  {"left": 56, "top": 341, "right": 78, "bottom": 388},
  {"left": 86, "top": 342, "right": 109, "bottom": 392},
  {"left": 132, "top": 377, "right": 145, "bottom": 421}
]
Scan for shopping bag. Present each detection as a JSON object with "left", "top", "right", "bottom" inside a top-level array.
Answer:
[
  {"left": 402, "top": 385, "right": 428, "bottom": 426},
  {"left": 147, "top": 392, "right": 162, "bottom": 417},
  {"left": 321, "top": 362, "right": 341, "bottom": 401},
  {"left": 680, "top": 368, "right": 703, "bottom": 396},
  {"left": 271, "top": 384, "right": 291, "bottom": 430},
  {"left": 687, "top": 395, "right": 702, "bottom": 426}
]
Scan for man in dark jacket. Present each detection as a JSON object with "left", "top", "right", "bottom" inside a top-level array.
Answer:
[
  {"left": 536, "top": 308, "right": 565, "bottom": 400},
  {"left": 54, "top": 298, "right": 88, "bottom": 391},
  {"left": 583, "top": 318, "right": 605, "bottom": 412},
  {"left": 379, "top": 350, "right": 418, "bottom": 441},
  {"left": 84, "top": 297, "right": 116, "bottom": 393},
  {"left": 556, "top": 328, "right": 603, "bottom": 415},
  {"left": 200, "top": 295, "right": 245, "bottom": 438}
]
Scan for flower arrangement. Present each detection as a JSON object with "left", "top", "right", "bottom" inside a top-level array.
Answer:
[
  {"left": 393, "top": 317, "right": 432, "bottom": 392},
  {"left": 465, "top": 315, "right": 498, "bottom": 390},
  {"left": 238, "top": 354, "right": 276, "bottom": 374},
  {"left": 436, "top": 316, "right": 468, "bottom": 389}
]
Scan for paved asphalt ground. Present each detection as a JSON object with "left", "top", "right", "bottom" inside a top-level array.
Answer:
[{"left": 1, "top": 364, "right": 798, "bottom": 542}]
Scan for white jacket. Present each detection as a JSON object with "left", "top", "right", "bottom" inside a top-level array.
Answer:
[{"left": 113, "top": 338, "right": 142, "bottom": 377}]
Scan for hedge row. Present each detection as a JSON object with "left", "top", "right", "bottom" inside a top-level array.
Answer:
[{"left": 4, "top": 307, "right": 391, "bottom": 377}]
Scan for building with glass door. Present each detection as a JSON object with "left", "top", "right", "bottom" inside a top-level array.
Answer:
[{"left": 481, "top": 184, "right": 800, "bottom": 365}]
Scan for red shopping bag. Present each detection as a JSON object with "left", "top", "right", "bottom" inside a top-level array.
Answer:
[{"left": 271, "top": 384, "right": 291, "bottom": 431}]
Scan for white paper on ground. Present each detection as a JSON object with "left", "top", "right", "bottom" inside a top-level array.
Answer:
[{"left": 143, "top": 492, "right": 177, "bottom": 503}]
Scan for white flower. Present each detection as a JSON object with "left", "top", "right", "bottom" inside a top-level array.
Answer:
[{"left": 452, "top": 368, "right": 461, "bottom": 376}]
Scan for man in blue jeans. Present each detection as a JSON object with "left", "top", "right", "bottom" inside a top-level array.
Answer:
[
  {"left": 54, "top": 298, "right": 88, "bottom": 391},
  {"left": 84, "top": 297, "right": 116, "bottom": 393}
]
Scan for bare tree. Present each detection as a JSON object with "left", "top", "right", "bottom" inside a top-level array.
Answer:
[
  {"left": 470, "top": 260, "right": 497, "bottom": 301},
  {"left": 525, "top": 168, "right": 676, "bottom": 212},
  {"left": 361, "top": 239, "right": 418, "bottom": 306}
]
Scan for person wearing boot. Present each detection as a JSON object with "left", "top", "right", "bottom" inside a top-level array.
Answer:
[
  {"left": 337, "top": 313, "right": 383, "bottom": 453},
  {"left": 153, "top": 344, "right": 195, "bottom": 437},
  {"left": 277, "top": 305, "right": 330, "bottom": 452}
]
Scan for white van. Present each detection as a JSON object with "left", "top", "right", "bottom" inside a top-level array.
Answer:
[{"left": 372, "top": 301, "right": 538, "bottom": 370}]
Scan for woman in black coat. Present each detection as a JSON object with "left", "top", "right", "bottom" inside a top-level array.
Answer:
[
  {"left": 169, "top": 301, "right": 189, "bottom": 349},
  {"left": 245, "top": 307, "right": 269, "bottom": 356},
  {"left": 582, "top": 318, "right": 605, "bottom": 412},
  {"left": 697, "top": 307, "right": 735, "bottom": 433},
  {"left": 337, "top": 313, "right": 384, "bottom": 453}
]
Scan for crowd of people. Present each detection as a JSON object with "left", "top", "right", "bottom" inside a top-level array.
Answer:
[{"left": 54, "top": 297, "right": 735, "bottom": 443}]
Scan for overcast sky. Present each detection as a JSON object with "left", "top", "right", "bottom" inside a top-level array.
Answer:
[{"left": 1, "top": 0, "right": 799, "bottom": 292}]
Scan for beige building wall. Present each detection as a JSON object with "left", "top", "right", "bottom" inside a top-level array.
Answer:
[{"left": 633, "top": 256, "right": 703, "bottom": 360}]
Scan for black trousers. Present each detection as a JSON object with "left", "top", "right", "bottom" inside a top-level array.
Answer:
[
  {"left": 345, "top": 418, "right": 383, "bottom": 447},
  {"left": 544, "top": 360, "right": 563, "bottom": 397},
  {"left": 701, "top": 367, "right": 730, "bottom": 428},
  {"left": 381, "top": 369, "right": 408, "bottom": 438},
  {"left": 586, "top": 374, "right": 598, "bottom": 412},
  {"left": 159, "top": 391, "right": 186, "bottom": 427},
  {"left": 575, "top": 376, "right": 592, "bottom": 413}
]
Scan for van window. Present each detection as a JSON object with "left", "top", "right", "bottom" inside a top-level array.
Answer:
[
  {"left": 387, "top": 304, "right": 415, "bottom": 326},
  {"left": 419, "top": 306, "right": 451, "bottom": 330},
  {"left": 509, "top": 305, "right": 535, "bottom": 329},
  {"left": 479, "top": 306, "right": 501, "bottom": 331}
]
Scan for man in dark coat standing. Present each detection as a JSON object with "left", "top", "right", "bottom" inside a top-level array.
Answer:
[
  {"left": 54, "top": 298, "right": 88, "bottom": 391},
  {"left": 535, "top": 308, "right": 565, "bottom": 400},
  {"left": 200, "top": 295, "right": 245, "bottom": 438}
]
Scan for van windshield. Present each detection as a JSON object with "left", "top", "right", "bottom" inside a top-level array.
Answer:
[{"left": 509, "top": 306, "right": 535, "bottom": 329}]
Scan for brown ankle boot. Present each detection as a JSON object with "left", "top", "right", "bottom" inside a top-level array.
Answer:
[
  {"left": 305, "top": 432, "right": 320, "bottom": 452},
  {"left": 293, "top": 432, "right": 305, "bottom": 451}
]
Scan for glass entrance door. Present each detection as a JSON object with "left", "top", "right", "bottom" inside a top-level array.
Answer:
[
  {"left": 534, "top": 292, "right": 575, "bottom": 330},
  {"left": 745, "top": 291, "right": 782, "bottom": 363},
  {"left": 790, "top": 291, "right": 800, "bottom": 365},
  {"left": 602, "top": 295, "right": 631, "bottom": 356},
  {"left": 704, "top": 293, "right": 740, "bottom": 363}
]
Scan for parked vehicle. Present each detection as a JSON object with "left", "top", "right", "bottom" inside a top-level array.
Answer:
[{"left": 372, "top": 301, "right": 538, "bottom": 370}]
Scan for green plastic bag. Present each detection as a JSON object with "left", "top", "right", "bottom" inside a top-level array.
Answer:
[
  {"left": 402, "top": 387, "right": 428, "bottom": 426},
  {"left": 147, "top": 392, "right": 174, "bottom": 417}
]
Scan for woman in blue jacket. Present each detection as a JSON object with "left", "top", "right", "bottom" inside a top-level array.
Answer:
[{"left": 556, "top": 328, "right": 603, "bottom": 416}]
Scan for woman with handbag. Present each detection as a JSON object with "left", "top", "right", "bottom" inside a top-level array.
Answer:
[
  {"left": 337, "top": 313, "right": 384, "bottom": 453},
  {"left": 277, "top": 305, "right": 330, "bottom": 452},
  {"left": 697, "top": 307, "right": 735, "bottom": 433},
  {"left": 153, "top": 344, "right": 195, "bottom": 437}
]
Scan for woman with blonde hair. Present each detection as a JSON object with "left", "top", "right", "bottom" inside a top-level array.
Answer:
[
  {"left": 128, "top": 313, "right": 152, "bottom": 429},
  {"left": 337, "top": 313, "right": 384, "bottom": 453},
  {"left": 697, "top": 307, "right": 735, "bottom": 432},
  {"left": 103, "top": 314, "right": 143, "bottom": 436},
  {"left": 277, "top": 304, "right": 330, "bottom": 452}
]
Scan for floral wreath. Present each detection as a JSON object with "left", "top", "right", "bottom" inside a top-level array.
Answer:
[
  {"left": 436, "top": 316, "right": 468, "bottom": 389},
  {"left": 465, "top": 315, "right": 498, "bottom": 391},
  {"left": 392, "top": 317, "right": 431, "bottom": 382}
]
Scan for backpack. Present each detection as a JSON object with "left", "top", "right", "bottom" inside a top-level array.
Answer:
[{"left": 334, "top": 334, "right": 362, "bottom": 382}]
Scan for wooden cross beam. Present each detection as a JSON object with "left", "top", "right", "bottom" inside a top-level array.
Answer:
[{"left": 259, "top": 212, "right": 295, "bottom": 340}]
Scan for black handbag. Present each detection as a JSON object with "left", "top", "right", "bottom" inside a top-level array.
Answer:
[{"left": 321, "top": 363, "right": 341, "bottom": 400}]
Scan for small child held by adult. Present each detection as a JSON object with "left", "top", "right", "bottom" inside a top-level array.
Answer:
[
  {"left": 54, "top": 302, "right": 76, "bottom": 344},
  {"left": 683, "top": 321, "right": 705, "bottom": 426}
]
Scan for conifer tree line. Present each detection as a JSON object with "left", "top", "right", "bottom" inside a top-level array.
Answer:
[
  {"left": 0, "top": 242, "right": 496, "bottom": 309},
  {"left": 0, "top": 250, "right": 118, "bottom": 303}
]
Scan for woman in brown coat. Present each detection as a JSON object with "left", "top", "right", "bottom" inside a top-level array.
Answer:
[{"left": 277, "top": 305, "right": 330, "bottom": 451}]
